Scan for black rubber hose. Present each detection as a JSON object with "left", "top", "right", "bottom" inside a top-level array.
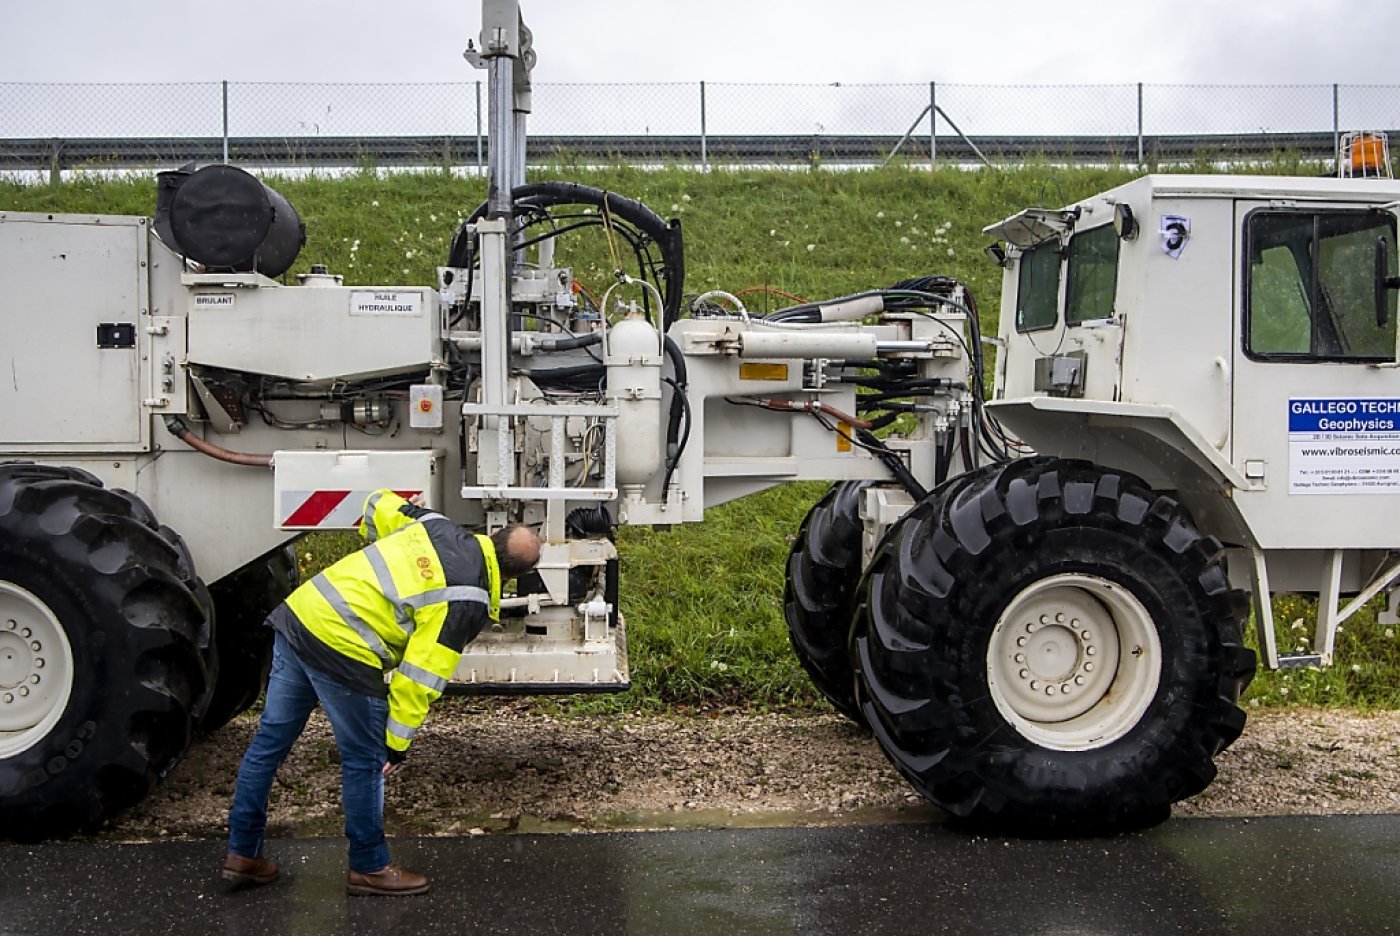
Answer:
[
  {"left": 566, "top": 504, "right": 614, "bottom": 539},
  {"left": 534, "top": 332, "right": 603, "bottom": 352},
  {"left": 661, "top": 335, "right": 690, "bottom": 490},
  {"left": 864, "top": 412, "right": 900, "bottom": 431},
  {"left": 449, "top": 181, "right": 686, "bottom": 327},
  {"left": 659, "top": 377, "right": 692, "bottom": 499},
  {"left": 523, "top": 363, "right": 606, "bottom": 380},
  {"left": 855, "top": 428, "right": 926, "bottom": 501}
]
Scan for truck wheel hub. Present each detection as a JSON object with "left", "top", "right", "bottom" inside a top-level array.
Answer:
[
  {"left": 987, "top": 573, "right": 1161, "bottom": 751},
  {"left": 0, "top": 583, "right": 74, "bottom": 753}
]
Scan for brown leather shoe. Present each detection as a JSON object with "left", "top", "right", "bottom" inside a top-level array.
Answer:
[
  {"left": 221, "top": 852, "right": 279, "bottom": 887},
  {"left": 346, "top": 865, "right": 430, "bottom": 897}
]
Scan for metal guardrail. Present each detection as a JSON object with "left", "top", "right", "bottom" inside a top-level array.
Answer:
[{"left": 0, "top": 132, "right": 1350, "bottom": 173}]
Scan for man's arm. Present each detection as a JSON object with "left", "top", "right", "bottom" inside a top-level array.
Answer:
[
  {"left": 384, "top": 597, "right": 489, "bottom": 763},
  {"left": 358, "top": 489, "right": 435, "bottom": 543}
]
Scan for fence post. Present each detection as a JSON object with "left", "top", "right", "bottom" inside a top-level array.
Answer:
[
  {"left": 700, "top": 81, "right": 708, "bottom": 171},
  {"left": 475, "top": 80, "right": 483, "bottom": 174},
  {"left": 1136, "top": 82, "right": 1144, "bottom": 167},
  {"left": 1333, "top": 83, "right": 1340, "bottom": 168},
  {"left": 930, "top": 81, "right": 937, "bottom": 166},
  {"left": 221, "top": 80, "right": 229, "bottom": 164}
]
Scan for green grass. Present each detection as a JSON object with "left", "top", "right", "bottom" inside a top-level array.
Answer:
[{"left": 9, "top": 158, "right": 1397, "bottom": 714}]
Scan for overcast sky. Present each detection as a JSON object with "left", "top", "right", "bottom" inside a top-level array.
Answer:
[{"left": 3, "top": 0, "right": 1398, "bottom": 86}]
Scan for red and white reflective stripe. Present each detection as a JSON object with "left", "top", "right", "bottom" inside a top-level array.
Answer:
[{"left": 278, "top": 489, "right": 422, "bottom": 529}]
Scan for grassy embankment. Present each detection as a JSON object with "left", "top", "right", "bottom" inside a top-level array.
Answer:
[{"left": 5, "top": 160, "right": 1396, "bottom": 712}]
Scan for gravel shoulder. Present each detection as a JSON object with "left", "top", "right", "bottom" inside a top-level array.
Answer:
[{"left": 103, "top": 704, "right": 1400, "bottom": 841}]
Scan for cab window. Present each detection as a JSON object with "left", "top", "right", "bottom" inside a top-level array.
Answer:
[
  {"left": 1065, "top": 224, "right": 1120, "bottom": 324},
  {"left": 1245, "top": 210, "right": 1397, "bottom": 361},
  {"left": 1015, "top": 241, "right": 1061, "bottom": 333}
]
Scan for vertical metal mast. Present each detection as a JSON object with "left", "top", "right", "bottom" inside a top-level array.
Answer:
[{"left": 464, "top": 2, "right": 533, "bottom": 428}]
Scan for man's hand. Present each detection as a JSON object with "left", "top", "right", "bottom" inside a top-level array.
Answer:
[
  {"left": 408, "top": 493, "right": 426, "bottom": 507},
  {"left": 382, "top": 761, "right": 399, "bottom": 777}
]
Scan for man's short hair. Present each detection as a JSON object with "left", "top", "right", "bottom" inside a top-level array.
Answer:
[{"left": 490, "top": 524, "right": 541, "bottom": 579}]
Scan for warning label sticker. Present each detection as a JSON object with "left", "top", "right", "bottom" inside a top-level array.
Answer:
[
  {"left": 1288, "top": 398, "right": 1400, "bottom": 494},
  {"left": 193, "top": 293, "right": 236, "bottom": 309},
  {"left": 349, "top": 290, "right": 422, "bottom": 317}
]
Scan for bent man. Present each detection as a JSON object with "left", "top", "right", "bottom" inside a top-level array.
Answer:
[{"left": 221, "top": 490, "right": 542, "bottom": 895}]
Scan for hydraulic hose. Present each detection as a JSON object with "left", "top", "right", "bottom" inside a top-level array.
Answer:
[
  {"left": 163, "top": 416, "right": 273, "bottom": 468},
  {"left": 449, "top": 181, "right": 686, "bottom": 327},
  {"left": 660, "top": 335, "right": 690, "bottom": 495},
  {"left": 855, "top": 428, "right": 927, "bottom": 501},
  {"left": 533, "top": 331, "right": 603, "bottom": 352}
]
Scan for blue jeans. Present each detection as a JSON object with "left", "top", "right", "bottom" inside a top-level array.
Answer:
[{"left": 227, "top": 631, "right": 391, "bottom": 874}]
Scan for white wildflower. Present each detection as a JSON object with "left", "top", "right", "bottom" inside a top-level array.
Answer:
[
  {"left": 1352, "top": 664, "right": 1363, "bottom": 673},
  {"left": 709, "top": 660, "right": 729, "bottom": 671},
  {"left": 1279, "top": 686, "right": 1290, "bottom": 696},
  {"left": 681, "top": 193, "right": 691, "bottom": 202},
  {"left": 876, "top": 211, "right": 885, "bottom": 219},
  {"left": 405, "top": 250, "right": 414, "bottom": 259},
  {"left": 899, "top": 236, "right": 910, "bottom": 245},
  {"left": 894, "top": 220, "right": 903, "bottom": 228},
  {"left": 1386, "top": 628, "right": 1395, "bottom": 639},
  {"left": 769, "top": 229, "right": 776, "bottom": 236},
  {"left": 429, "top": 214, "right": 437, "bottom": 222},
  {"left": 671, "top": 204, "right": 680, "bottom": 212},
  {"left": 1249, "top": 698, "right": 1260, "bottom": 708},
  {"left": 806, "top": 243, "right": 816, "bottom": 252},
  {"left": 371, "top": 200, "right": 379, "bottom": 207},
  {"left": 946, "top": 247, "right": 956, "bottom": 257}
]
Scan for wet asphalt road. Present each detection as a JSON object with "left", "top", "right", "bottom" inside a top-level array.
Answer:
[{"left": 2, "top": 815, "right": 1398, "bottom": 935}]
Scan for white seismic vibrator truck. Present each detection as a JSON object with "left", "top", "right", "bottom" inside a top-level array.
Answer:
[{"left": 4, "top": 2, "right": 1400, "bottom": 837}]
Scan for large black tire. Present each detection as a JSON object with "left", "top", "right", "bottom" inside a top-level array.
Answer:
[
  {"left": 159, "top": 523, "right": 218, "bottom": 724},
  {"left": 0, "top": 464, "right": 211, "bottom": 839},
  {"left": 852, "top": 457, "right": 1256, "bottom": 835},
  {"left": 783, "top": 481, "right": 872, "bottom": 723},
  {"left": 199, "top": 543, "right": 299, "bottom": 733}
]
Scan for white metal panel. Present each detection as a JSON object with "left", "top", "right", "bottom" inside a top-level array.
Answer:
[
  {"left": 0, "top": 212, "right": 149, "bottom": 452},
  {"left": 1119, "top": 195, "right": 1236, "bottom": 449},
  {"left": 1146, "top": 174, "right": 1400, "bottom": 203},
  {"left": 185, "top": 278, "right": 438, "bottom": 382},
  {"left": 1231, "top": 199, "right": 1400, "bottom": 549},
  {"left": 273, "top": 449, "right": 445, "bottom": 530}
]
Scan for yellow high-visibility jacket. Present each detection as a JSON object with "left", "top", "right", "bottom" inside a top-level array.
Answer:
[{"left": 269, "top": 490, "right": 501, "bottom": 758}]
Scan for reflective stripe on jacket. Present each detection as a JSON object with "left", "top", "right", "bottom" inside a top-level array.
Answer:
[{"left": 279, "top": 490, "right": 501, "bottom": 755}]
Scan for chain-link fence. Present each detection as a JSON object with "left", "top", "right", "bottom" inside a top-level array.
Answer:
[{"left": 1, "top": 80, "right": 1396, "bottom": 173}]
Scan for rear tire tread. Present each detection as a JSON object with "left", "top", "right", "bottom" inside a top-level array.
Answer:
[{"left": 0, "top": 464, "right": 210, "bottom": 839}]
